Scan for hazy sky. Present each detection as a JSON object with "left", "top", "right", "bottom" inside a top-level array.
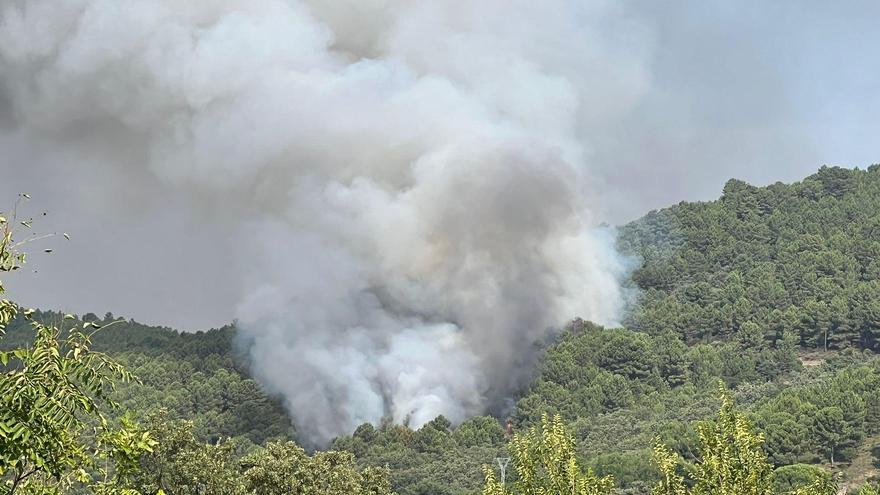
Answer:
[
  {"left": 1, "top": 1, "right": 878, "bottom": 331},
  {"left": 592, "top": 1, "right": 880, "bottom": 218}
]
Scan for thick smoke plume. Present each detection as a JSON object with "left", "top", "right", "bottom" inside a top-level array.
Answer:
[
  {"left": 3, "top": 1, "right": 877, "bottom": 444},
  {"left": 3, "top": 0, "right": 641, "bottom": 444}
]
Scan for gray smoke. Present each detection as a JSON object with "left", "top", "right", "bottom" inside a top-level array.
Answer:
[
  {"left": 3, "top": 0, "right": 878, "bottom": 444},
  {"left": 0, "top": 0, "right": 633, "bottom": 444}
]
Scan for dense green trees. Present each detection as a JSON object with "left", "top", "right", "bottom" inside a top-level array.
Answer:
[
  {"left": 0, "top": 315, "right": 159, "bottom": 495},
  {"left": 653, "top": 387, "right": 775, "bottom": 495},
  {"left": 482, "top": 414, "right": 613, "bottom": 495},
  {"left": 1, "top": 203, "right": 392, "bottom": 495},
  {"left": 0, "top": 205, "right": 158, "bottom": 495},
  {"left": 110, "top": 410, "right": 393, "bottom": 495},
  {"left": 652, "top": 387, "right": 849, "bottom": 495},
  {"left": 486, "top": 389, "right": 841, "bottom": 495},
  {"left": 502, "top": 167, "right": 880, "bottom": 494},
  {"left": 773, "top": 465, "right": 833, "bottom": 494},
  {"left": 241, "top": 442, "right": 392, "bottom": 495},
  {"left": 620, "top": 165, "right": 880, "bottom": 352},
  {"left": 330, "top": 415, "right": 507, "bottom": 495},
  {"left": 5, "top": 167, "right": 880, "bottom": 495},
  {"left": 513, "top": 322, "right": 801, "bottom": 428},
  {"left": 755, "top": 366, "right": 880, "bottom": 466},
  {"left": 1, "top": 313, "right": 293, "bottom": 447}
]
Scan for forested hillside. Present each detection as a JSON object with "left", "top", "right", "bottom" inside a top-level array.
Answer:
[
  {"left": 337, "top": 165, "right": 880, "bottom": 493},
  {"left": 3, "top": 166, "right": 880, "bottom": 494},
  {"left": 0, "top": 312, "right": 294, "bottom": 446},
  {"left": 620, "top": 165, "right": 880, "bottom": 351},
  {"left": 510, "top": 165, "right": 880, "bottom": 492}
]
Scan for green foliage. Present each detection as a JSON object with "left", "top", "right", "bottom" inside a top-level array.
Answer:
[
  {"left": 331, "top": 416, "right": 507, "bottom": 495},
  {"left": 653, "top": 388, "right": 844, "bottom": 495},
  {"left": 452, "top": 417, "right": 505, "bottom": 448},
  {"left": 787, "top": 474, "right": 838, "bottom": 495},
  {"left": 0, "top": 318, "right": 136, "bottom": 483},
  {"left": 0, "top": 207, "right": 154, "bottom": 495},
  {"left": 0, "top": 217, "right": 24, "bottom": 332},
  {"left": 116, "top": 410, "right": 394, "bottom": 495},
  {"left": 651, "top": 444, "right": 686, "bottom": 495},
  {"left": 690, "top": 388, "right": 774, "bottom": 494},
  {"left": 515, "top": 322, "right": 800, "bottom": 428},
  {"left": 773, "top": 464, "right": 832, "bottom": 494},
  {"left": 6, "top": 168, "right": 880, "bottom": 495},
  {"left": 241, "top": 442, "right": 393, "bottom": 495},
  {"left": 755, "top": 365, "right": 879, "bottom": 466},
  {"left": 653, "top": 386, "right": 774, "bottom": 495},
  {"left": 619, "top": 166, "right": 880, "bottom": 352},
  {"left": 482, "top": 414, "right": 613, "bottom": 495},
  {"left": 587, "top": 450, "right": 656, "bottom": 493},
  {"left": 858, "top": 482, "right": 880, "bottom": 495},
  {"left": 1, "top": 313, "right": 293, "bottom": 447},
  {"left": 119, "top": 410, "right": 244, "bottom": 495},
  {"left": 91, "top": 417, "right": 159, "bottom": 495}
]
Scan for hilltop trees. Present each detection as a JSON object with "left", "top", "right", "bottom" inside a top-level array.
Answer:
[{"left": 619, "top": 165, "right": 880, "bottom": 352}]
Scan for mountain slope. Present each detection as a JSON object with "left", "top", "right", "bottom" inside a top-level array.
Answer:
[{"left": 4, "top": 165, "right": 879, "bottom": 494}]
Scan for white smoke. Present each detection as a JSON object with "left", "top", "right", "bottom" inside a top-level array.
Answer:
[{"left": 1, "top": 0, "right": 641, "bottom": 444}]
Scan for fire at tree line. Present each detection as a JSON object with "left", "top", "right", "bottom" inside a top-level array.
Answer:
[{"left": 2, "top": 165, "right": 880, "bottom": 494}]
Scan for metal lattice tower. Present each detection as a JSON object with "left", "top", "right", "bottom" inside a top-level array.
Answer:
[{"left": 495, "top": 457, "right": 511, "bottom": 485}]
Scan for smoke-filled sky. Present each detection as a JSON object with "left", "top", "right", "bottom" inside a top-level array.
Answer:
[{"left": 1, "top": 0, "right": 878, "bottom": 443}]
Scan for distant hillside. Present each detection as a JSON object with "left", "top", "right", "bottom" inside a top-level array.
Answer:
[
  {"left": 341, "top": 165, "right": 879, "bottom": 494},
  {"left": 619, "top": 165, "right": 880, "bottom": 351},
  {"left": 1, "top": 312, "right": 294, "bottom": 446},
  {"left": 3, "top": 166, "right": 879, "bottom": 494}
]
